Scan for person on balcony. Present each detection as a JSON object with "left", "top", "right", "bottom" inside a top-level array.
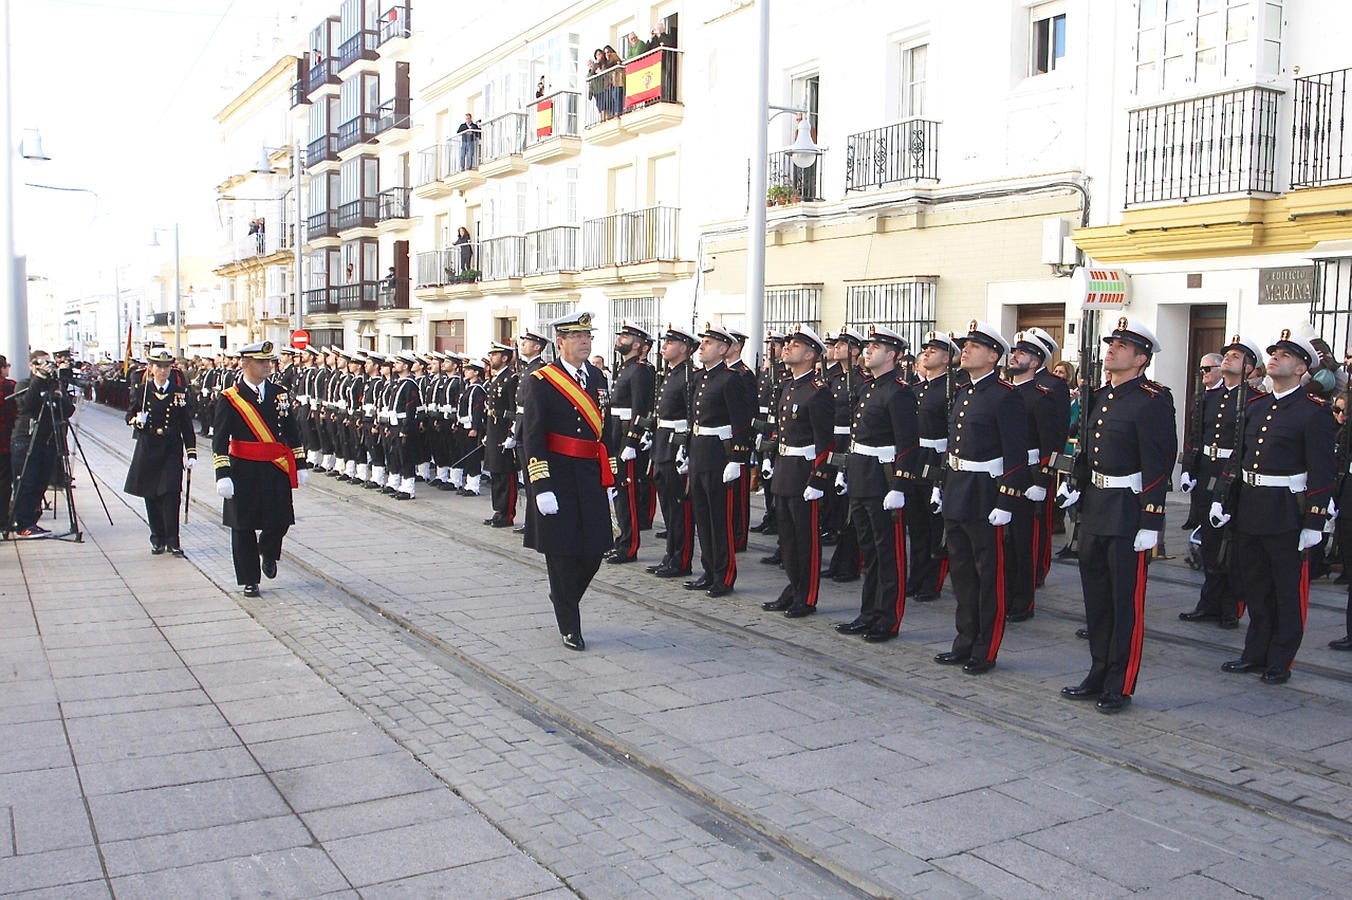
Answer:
[
  {"left": 587, "top": 49, "right": 607, "bottom": 119},
  {"left": 603, "top": 46, "right": 625, "bottom": 117},
  {"left": 456, "top": 113, "right": 481, "bottom": 171},
  {"left": 454, "top": 227, "right": 474, "bottom": 275},
  {"left": 623, "top": 31, "right": 647, "bottom": 59}
]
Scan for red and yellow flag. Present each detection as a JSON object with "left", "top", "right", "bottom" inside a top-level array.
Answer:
[
  {"left": 624, "top": 49, "right": 664, "bottom": 108},
  {"left": 122, "top": 323, "right": 133, "bottom": 376},
  {"left": 535, "top": 99, "right": 553, "bottom": 138}
]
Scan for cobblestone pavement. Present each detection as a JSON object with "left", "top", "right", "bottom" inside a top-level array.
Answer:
[{"left": 4, "top": 401, "right": 1352, "bottom": 897}]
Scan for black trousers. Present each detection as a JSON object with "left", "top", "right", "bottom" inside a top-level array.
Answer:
[
  {"left": 1196, "top": 517, "right": 1243, "bottom": 619},
  {"left": 733, "top": 472, "right": 750, "bottom": 552},
  {"left": 851, "top": 497, "right": 906, "bottom": 633},
  {"left": 611, "top": 457, "right": 641, "bottom": 558},
  {"left": 1077, "top": 531, "right": 1148, "bottom": 696},
  {"left": 691, "top": 471, "right": 737, "bottom": 588},
  {"left": 905, "top": 484, "right": 945, "bottom": 596},
  {"left": 231, "top": 525, "right": 289, "bottom": 586},
  {"left": 828, "top": 495, "right": 861, "bottom": 577},
  {"left": 774, "top": 492, "right": 821, "bottom": 609},
  {"left": 490, "top": 463, "right": 518, "bottom": 522},
  {"left": 145, "top": 492, "right": 182, "bottom": 549},
  {"left": 545, "top": 553, "right": 603, "bottom": 637},
  {"left": 1004, "top": 498, "right": 1037, "bottom": 617},
  {"left": 943, "top": 518, "right": 1007, "bottom": 663},
  {"left": 655, "top": 460, "right": 693, "bottom": 571},
  {"left": 1235, "top": 529, "right": 1308, "bottom": 672},
  {"left": 10, "top": 435, "right": 55, "bottom": 531}
]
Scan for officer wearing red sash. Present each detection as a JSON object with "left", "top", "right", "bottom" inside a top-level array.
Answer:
[
  {"left": 213, "top": 341, "right": 308, "bottom": 598},
  {"left": 520, "top": 312, "right": 613, "bottom": 651}
]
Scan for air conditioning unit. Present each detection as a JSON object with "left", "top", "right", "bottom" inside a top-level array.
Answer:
[{"left": 1041, "top": 218, "right": 1070, "bottom": 265}]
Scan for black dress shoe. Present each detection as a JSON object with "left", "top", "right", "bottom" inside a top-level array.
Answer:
[
  {"left": 654, "top": 530, "right": 668, "bottom": 539},
  {"left": 762, "top": 598, "right": 792, "bottom": 612},
  {"left": 1221, "top": 659, "right": 1265, "bottom": 674},
  {"left": 835, "top": 619, "right": 870, "bottom": 635},
  {"left": 512, "top": 525, "right": 526, "bottom": 534},
  {"left": 243, "top": 584, "right": 260, "bottom": 598},
  {"left": 606, "top": 554, "right": 638, "bottom": 565},
  {"left": 911, "top": 592, "right": 938, "bottom": 603},
  {"left": 1329, "top": 636, "right": 1352, "bottom": 651},
  {"left": 169, "top": 547, "right": 186, "bottom": 558},
  {"left": 820, "top": 532, "right": 838, "bottom": 546},
  {"left": 706, "top": 584, "right": 734, "bottom": 598},
  {"left": 1219, "top": 614, "right": 1239, "bottom": 629},
  {"left": 483, "top": 516, "right": 503, "bottom": 526},
  {"left": 934, "top": 651, "right": 969, "bottom": 665},
  {"left": 561, "top": 633, "right": 586, "bottom": 651},
  {"left": 862, "top": 630, "right": 897, "bottom": 643},
  {"left": 1096, "top": 693, "right": 1131, "bottom": 714},
  {"left": 654, "top": 566, "right": 692, "bottom": 578},
  {"left": 1060, "top": 681, "right": 1102, "bottom": 700},
  {"left": 749, "top": 521, "right": 769, "bottom": 533},
  {"left": 645, "top": 563, "right": 664, "bottom": 573},
  {"left": 1179, "top": 609, "right": 1219, "bottom": 622},
  {"left": 784, "top": 604, "right": 815, "bottom": 618},
  {"left": 683, "top": 577, "right": 713, "bottom": 591},
  {"left": 831, "top": 572, "right": 861, "bottom": 583},
  {"left": 491, "top": 519, "right": 512, "bottom": 528},
  {"left": 261, "top": 557, "right": 277, "bottom": 580},
  {"left": 1005, "top": 610, "right": 1034, "bottom": 623},
  {"left": 1260, "top": 667, "right": 1291, "bottom": 684},
  {"left": 150, "top": 543, "right": 165, "bottom": 555},
  {"left": 963, "top": 658, "right": 996, "bottom": 674},
  {"left": 760, "top": 553, "right": 782, "bottom": 566},
  {"left": 1075, "top": 627, "right": 1090, "bottom": 639},
  {"left": 395, "top": 493, "right": 412, "bottom": 501}
]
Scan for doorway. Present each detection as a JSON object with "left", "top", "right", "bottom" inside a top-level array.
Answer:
[
  {"left": 1185, "top": 304, "right": 1227, "bottom": 413},
  {"left": 1016, "top": 303, "right": 1065, "bottom": 366}
]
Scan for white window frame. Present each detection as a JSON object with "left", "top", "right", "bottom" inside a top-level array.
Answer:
[
  {"left": 1029, "top": 2, "right": 1067, "bottom": 77},
  {"left": 900, "top": 42, "right": 928, "bottom": 119},
  {"left": 1135, "top": 0, "right": 1284, "bottom": 97}
]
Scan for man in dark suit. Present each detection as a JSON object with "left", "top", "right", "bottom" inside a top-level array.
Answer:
[
  {"left": 648, "top": 326, "right": 699, "bottom": 578},
  {"left": 124, "top": 348, "right": 197, "bottom": 556},
  {"left": 213, "top": 341, "right": 308, "bottom": 597},
  {"left": 520, "top": 312, "right": 613, "bottom": 651}
]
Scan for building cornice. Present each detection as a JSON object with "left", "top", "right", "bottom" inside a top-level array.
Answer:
[{"left": 216, "top": 56, "right": 297, "bottom": 125}]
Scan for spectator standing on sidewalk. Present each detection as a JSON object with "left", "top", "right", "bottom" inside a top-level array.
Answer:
[
  {"left": 0, "top": 356, "right": 15, "bottom": 527},
  {"left": 123, "top": 349, "right": 197, "bottom": 557}
]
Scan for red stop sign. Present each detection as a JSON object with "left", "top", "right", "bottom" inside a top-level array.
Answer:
[{"left": 291, "top": 329, "right": 310, "bottom": 350}]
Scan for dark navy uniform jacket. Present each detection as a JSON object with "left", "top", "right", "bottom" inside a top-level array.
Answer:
[
  {"left": 1075, "top": 374, "right": 1177, "bottom": 538},
  {"left": 1014, "top": 378, "right": 1060, "bottom": 492},
  {"left": 604, "top": 357, "right": 655, "bottom": 456},
  {"left": 688, "top": 362, "right": 752, "bottom": 474},
  {"left": 124, "top": 379, "right": 196, "bottom": 498},
  {"left": 1036, "top": 367, "right": 1072, "bottom": 452},
  {"left": 1234, "top": 387, "right": 1336, "bottom": 535},
  {"left": 1181, "top": 382, "right": 1255, "bottom": 500},
  {"left": 846, "top": 371, "right": 919, "bottom": 499},
  {"left": 484, "top": 367, "right": 519, "bottom": 471},
  {"left": 944, "top": 371, "right": 1029, "bottom": 523},
  {"left": 212, "top": 381, "right": 304, "bottom": 531},
  {"left": 912, "top": 370, "right": 951, "bottom": 482},
  {"left": 770, "top": 371, "right": 836, "bottom": 496},
  {"left": 652, "top": 361, "right": 692, "bottom": 465}
]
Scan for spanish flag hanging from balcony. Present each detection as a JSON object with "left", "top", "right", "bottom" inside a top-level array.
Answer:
[
  {"left": 122, "top": 323, "right": 133, "bottom": 376},
  {"left": 624, "top": 49, "right": 663, "bottom": 109},
  {"left": 536, "top": 99, "right": 553, "bottom": 138}
]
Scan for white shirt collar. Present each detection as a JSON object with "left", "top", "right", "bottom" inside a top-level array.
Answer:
[
  {"left": 243, "top": 378, "right": 267, "bottom": 398},
  {"left": 1273, "top": 385, "right": 1302, "bottom": 400}
]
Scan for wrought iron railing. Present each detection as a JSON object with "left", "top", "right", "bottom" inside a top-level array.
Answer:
[
  {"left": 415, "top": 143, "right": 443, "bottom": 186},
  {"left": 480, "top": 236, "right": 526, "bottom": 281},
  {"left": 290, "top": 79, "right": 309, "bottom": 108},
  {"left": 526, "top": 91, "right": 581, "bottom": 146},
  {"left": 845, "top": 118, "right": 940, "bottom": 192},
  {"left": 378, "top": 276, "right": 408, "bottom": 309},
  {"left": 377, "top": 4, "right": 411, "bottom": 45},
  {"left": 481, "top": 112, "right": 528, "bottom": 163},
  {"left": 582, "top": 206, "right": 679, "bottom": 268},
  {"left": 767, "top": 151, "right": 823, "bottom": 203},
  {"left": 375, "top": 97, "right": 411, "bottom": 136},
  {"left": 335, "top": 280, "right": 381, "bottom": 312},
  {"left": 336, "top": 29, "right": 379, "bottom": 72},
  {"left": 305, "top": 57, "right": 339, "bottom": 96},
  {"left": 446, "top": 134, "right": 480, "bottom": 175},
  {"left": 1292, "top": 67, "right": 1352, "bottom": 189},
  {"left": 525, "top": 226, "right": 580, "bottom": 275},
  {"left": 1125, "top": 86, "right": 1282, "bottom": 206},
  {"left": 335, "top": 198, "right": 379, "bottom": 231},
  {"left": 377, "top": 187, "right": 411, "bottom": 222},
  {"left": 415, "top": 245, "right": 478, "bottom": 287},
  {"left": 306, "top": 134, "right": 338, "bottom": 169},
  {"left": 303, "top": 287, "right": 337, "bottom": 314},
  {"left": 583, "top": 47, "right": 680, "bottom": 129},
  {"left": 306, "top": 211, "right": 339, "bottom": 241},
  {"left": 335, "top": 114, "right": 379, "bottom": 153}
]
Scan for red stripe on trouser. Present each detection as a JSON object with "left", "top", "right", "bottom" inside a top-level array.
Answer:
[
  {"left": 1122, "top": 550, "right": 1149, "bottom": 695},
  {"left": 1299, "top": 556, "right": 1311, "bottom": 633},
  {"left": 935, "top": 556, "right": 949, "bottom": 594},
  {"left": 987, "top": 525, "right": 1006, "bottom": 661},
  {"left": 1040, "top": 498, "right": 1054, "bottom": 577},
  {"left": 681, "top": 481, "right": 694, "bottom": 569},
  {"left": 891, "top": 511, "right": 907, "bottom": 631},
  {"left": 624, "top": 460, "right": 640, "bottom": 558},
  {"left": 806, "top": 499, "right": 821, "bottom": 607},
  {"left": 722, "top": 486, "right": 737, "bottom": 586},
  {"left": 1237, "top": 597, "right": 1246, "bottom": 619},
  {"left": 1030, "top": 514, "right": 1041, "bottom": 610},
  {"left": 507, "top": 476, "right": 517, "bottom": 524}
]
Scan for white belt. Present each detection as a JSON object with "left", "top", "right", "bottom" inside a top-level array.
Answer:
[
  {"left": 1090, "top": 471, "right": 1143, "bottom": 491},
  {"left": 1202, "top": 444, "right": 1234, "bottom": 460},
  {"left": 780, "top": 444, "right": 815, "bottom": 459},
  {"left": 948, "top": 456, "right": 1003, "bottom": 476},
  {"left": 1027, "top": 448, "right": 1040, "bottom": 466},
  {"left": 362, "top": 404, "right": 376, "bottom": 414},
  {"left": 297, "top": 394, "right": 310, "bottom": 402},
  {"left": 920, "top": 437, "right": 948, "bottom": 451},
  {"left": 309, "top": 398, "right": 321, "bottom": 409},
  {"left": 658, "top": 418, "right": 688, "bottom": 432},
  {"left": 833, "top": 426, "right": 851, "bottom": 436},
  {"left": 610, "top": 407, "right": 633, "bottom": 418},
  {"left": 378, "top": 411, "right": 396, "bottom": 424},
  {"left": 458, "top": 416, "right": 473, "bottom": 427},
  {"left": 694, "top": 424, "right": 732, "bottom": 439},
  {"left": 850, "top": 442, "right": 896, "bottom": 463},
  {"left": 1242, "top": 471, "right": 1307, "bottom": 491},
  {"left": 417, "top": 405, "right": 431, "bottom": 414},
  {"left": 758, "top": 406, "right": 770, "bottom": 415}
]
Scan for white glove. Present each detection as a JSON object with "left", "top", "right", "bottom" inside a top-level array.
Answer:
[
  {"left": 1299, "top": 528, "right": 1324, "bottom": 551},
  {"left": 930, "top": 486, "right": 943, "bottom": 515},
  {"left": 216, "top": 477, "right": 235, "bottom": 499},
  {"left": 883, "top": 490, "right": 906, "bottom": 511},
  {"left": 185, "top": 456, "right": 197, "bottom": 470},
  {"left": 722, "top": 462, "right": 742, "bottom": 483},
  {"left": 1024, "top": 484, "right": 1047, "bottom": 502},
  {"left": 517, "top": 470, "right": 526, "bottom": 485},
  {"left": 297, "top": 469, "right": 309, "bottom": 486},
  {"left": 620, "top": 446, "right": 637, "bottom": 462},
  {"left": 1180, "top": 472, "right": 1197, "bottom": 493},
  {"left": 134, "top": 411, "right": 148, "bottom": 427},
  {"left": 501, "top": 435, "right": 517, "bottom": 450},
  {"left": 1133, "top": 529, "right": 1159, "bottom": 552},
  {"left": 536, "top": 491, "right": 559, "bottom": 515},
  {"left": 1208, "top": 501, "right": 1231, "bottom": 529},
  {"left": 1330, "top": 498, "right": 1339, "bottom": 522},
  {"left": 676, "top": 458, "right": 690, "bottom": 475},
  {"left": 988, "top": 508, "right": 1012, "bottom": 527},
  {"left": 1056, "top": 483, "right": 1080, "bottom": 509},
  {"left": 761, "top": 458, "right": 774, "bottom": 479},
  {"left": 638, "top": 432, "right": 653, "bottom": 452},
  {"left": 608, "top": 487, "right": 619, "bottom": 501},
  {"left": 834, "top": 471, "right": 848, "bottom": 496},
  {"left": 803, "top": 486, "right": 824, "bottom": 502}
]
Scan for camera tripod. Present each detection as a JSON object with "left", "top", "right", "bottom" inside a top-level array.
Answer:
[{"left": 4, "top": 384, "right": 114, "bottom": 542}]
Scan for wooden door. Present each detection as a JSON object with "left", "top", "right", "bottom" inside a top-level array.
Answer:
[
  {"left": 1016, "top": 303, "right": 1065, "bottom": 366},
  {"left": 1185, "top": 305, "right": 1227, "bottom": 414}
]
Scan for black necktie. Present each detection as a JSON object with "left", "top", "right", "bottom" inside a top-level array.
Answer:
[{"left": 575, "top": 369, "right": 586, "bottom": 390}]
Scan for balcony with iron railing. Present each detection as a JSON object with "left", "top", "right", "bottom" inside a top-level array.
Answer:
[
  {"left": 524, "top": 91, "right": 582, "bottom": 163},
  {"left": 766, "top": 151, "right": 824, "bottom": 205},
  {"left": 335, "top": 197, "right": 379, "bottom": 232},
  {"left": 377, "top": 3, "right": 411, "bottom": 45},
  {"left": 583, "top": 47, "right": 682, "bottom": 143},
  {"left": 335, "top": 114, "right": 380, "bottom": 154},
  {"left": 291, "top": 78, "right": 310, "bottom": 108},
  {"left": 845, "top": 118, "right": 940, "bottom": 193},
  {"left": 525, "top": 225, "right": 580, "bottom": 277},
  {"left": 303, "top": 286, "right": 339, "bottom": 315},
  {"left": 374, "top": 96, "right": 411, "bottom": 138},
  {"left": 378, "top": 276, "right": 409, "bottom": 310},
  {"left": 1293, "top": 67, "right": 1352, "bottom": 189},
  {"left": 335, "top": 280, "right": 382, "bottom": 312},
  {"left": 479, "top": 235, "right": 526, "bottom": 283},
  {"left": 440, "top": 135, "right": 482, "bottom": 191},
  {"left": 306, "top": 210, "right": 339, "bottom": 242},
  {"left": 582, "top": 206, "right": 679, "bottom": 269},
  {"left": 377, "top": 187, "right": 411, "bottom": 223},
  {"left": 415, "top": 244, "right": 479, "bottom": 290},
  {"left": 1125, "top": 85, "right": 1281, "bottom": 207},
  {"left": 305, "top": 57, "right": 340, "bottom": 97},
  {"left": 306, "top": 134, "right": 338, "bottom": 170},
  {"left": 263, "top": 294, "right": 295, "bottom": 320},
  {"left": 336, "top": 28, "right": 380, "bottom": 72},
  {"left": 480, "top": 112, "right": 528, "bottom": 177}
]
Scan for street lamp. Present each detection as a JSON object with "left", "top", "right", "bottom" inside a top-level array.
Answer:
[
  {"left": 149, "top": 224, "right": 182, "bottom": 359},
  {"left": 744, "top": 0, "right": 821, "bottom": 361},
  {"left": 251, "top": 141, "right": 305, "bottom": 332}
]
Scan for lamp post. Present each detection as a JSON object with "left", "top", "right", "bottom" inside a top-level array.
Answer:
[
  {"left": 149, "top": 224, "right": 182, "bottom": 359},
  {"left": 744, "top": 0, "right": 821, "bottom": 363}
]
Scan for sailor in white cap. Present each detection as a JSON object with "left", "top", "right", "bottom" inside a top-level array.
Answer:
[
  {"left": 483, "top": 341, "right": 520, "bottom": 526},
  {"left": 823, "top": 326, "right": 867, "bottom": 582},
  {"left": 1214, "top": 327, "right": 1335, "bottom": 685},
  {"left": 722, "top": 326, "right": 757, "bottom": 552},
  {"left": 648, "top": 325, "right": 701, "bottom": 578},
  {"left": 605, "top": 321, "right": 657, "bottom": 561},
  {"left": 907, "top": 330, "right": 961, "bottom": 602},
  {"left": 1025, "top": 327, "right": 1071, "bottom": 585},
  {"left": 1058, "top": 315, "right": 1176, "bottom": 712}
]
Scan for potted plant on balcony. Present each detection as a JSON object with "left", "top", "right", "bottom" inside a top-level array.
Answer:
[
  {"left": 767, "top": 183, "right": 801, "bottom": 206},
  {"left": 451, "top": 267, "right": 481, "bottom": 285}
]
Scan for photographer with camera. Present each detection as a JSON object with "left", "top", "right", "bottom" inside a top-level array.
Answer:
[{"left": 9, "top": 350, "right": 76, "bottom": 537}]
